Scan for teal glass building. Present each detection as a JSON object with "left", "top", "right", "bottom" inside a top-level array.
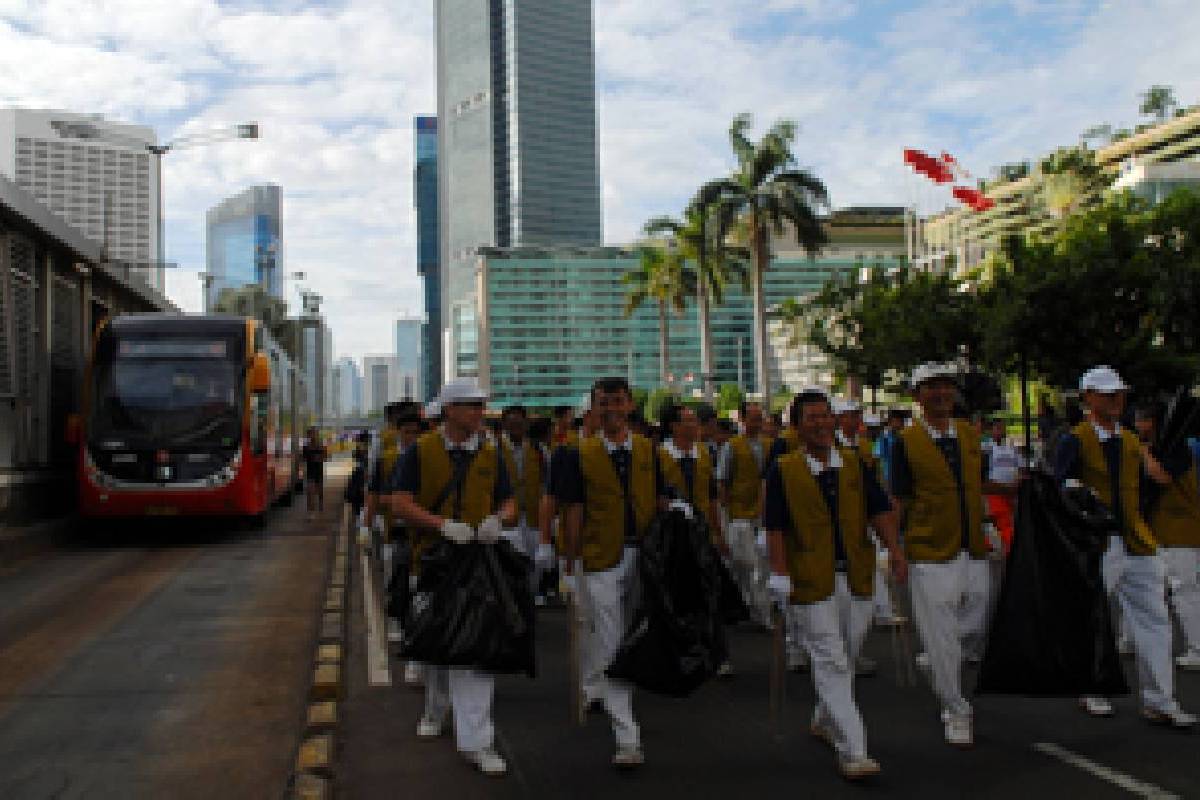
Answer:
[{"left": 477, "top": 245, "right": 902, "bottom": 408}]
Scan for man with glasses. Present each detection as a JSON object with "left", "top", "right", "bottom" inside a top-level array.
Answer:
[{"left": 390, "top": 379, "right": 518, "bottom": 776}]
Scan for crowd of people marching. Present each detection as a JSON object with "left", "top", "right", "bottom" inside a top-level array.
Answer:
[{"left": 342, "top": 362, "right": 1199, "bottom": 782}]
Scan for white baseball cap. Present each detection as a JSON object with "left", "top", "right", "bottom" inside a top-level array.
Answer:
[
  {"left": 423, "top": 401, "right": 441, "bottom": 418},
  {"left": 910, "top": 362, "right": 958, "bottom": 388},
  {"left": 863, "top": 412, "right": 881, "bottom": 426},
  {"left": 1079, "top": 365, "right": 1130, "bottom": 393},
  {"left": 437, "top": 378, "right": 488, "bottom": 405},
  {"left": 832, "top": 398, "right": 861, "bottom": 415}
]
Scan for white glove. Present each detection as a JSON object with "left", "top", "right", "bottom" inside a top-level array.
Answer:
[
  {"left": 440, "top": 520, "right": 474, "bottom": 544},
  {"left": 356, "top": 525, "right": 371, "bottom": 549},
  {"left": 535, "top": 542, "right": 556, "bottom": 570},
  {"left": 476, "top": 515, "right": 503, "bottom": 544},
  {"left": 768, "top": 573, "right": 793, "bottom": 606},
  {"left": 669, "top": 499, "right": 694, "bottom": 520},
  {"left": 876, "top": 547, "right": 890, "bottom": 572}
]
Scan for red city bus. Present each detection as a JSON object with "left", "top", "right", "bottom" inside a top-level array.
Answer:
[{"left": 73, "top": 314, "right": 312, "bottom": 520}]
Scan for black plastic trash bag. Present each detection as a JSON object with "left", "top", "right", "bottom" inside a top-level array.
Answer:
[
  {"left": 976, "top": 472, "right": 1129, "bottom": 697},
  {"left": 399, "top": 540, "right": 536, "bottom": 677},
  {"left": 607, "top": 509, "right": 729, "bottom": 698}
]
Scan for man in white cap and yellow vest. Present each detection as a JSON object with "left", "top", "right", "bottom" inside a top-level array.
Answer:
[
  {"left": 390, "top": 378, "right": 519, "bottom": 776},
  {"left": 555, "top": 376, "right": 669, "bottom": 768},
  {"left": 888, "top": 363, "right": 1011, "bottom": 748},
  {"left": 1053, "top": 366, "right": 1195, "bottom": 727},
  {"left": 764, "top": 388, "right": 905, "bottom": 780}
]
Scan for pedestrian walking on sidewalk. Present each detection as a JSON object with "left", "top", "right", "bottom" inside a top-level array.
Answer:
[
  {"left": 302, "top": 427, "right": 327, "bottom": 521},
  {"left": 390, "top": 378, "right": 518, "bottom": 777}
]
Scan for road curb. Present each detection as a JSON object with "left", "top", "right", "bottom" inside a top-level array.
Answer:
[{"left": 288, "top": 496, "right": 350, "bottom": 799}]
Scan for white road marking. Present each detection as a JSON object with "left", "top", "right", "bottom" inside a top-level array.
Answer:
[
  {"left": 360, "top": 550, "right": 392, "bottom": 687},
  {"left": 1033, "top": 742, "right": 1181, "bottom": 799}
]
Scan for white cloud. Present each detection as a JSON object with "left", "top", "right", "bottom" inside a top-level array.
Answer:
[{"left": 3, "top": 0, "right": 1200, "bottom": 371}]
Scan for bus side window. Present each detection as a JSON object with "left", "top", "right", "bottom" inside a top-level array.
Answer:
[{"left": 251, "top": 393, "right": 268, "bottom": 456}]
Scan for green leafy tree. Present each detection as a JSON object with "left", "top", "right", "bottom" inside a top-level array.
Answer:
[
  {"left": 1038, "top": 146, "right": 1108, "bottom": 219},
  {"left": 705, "top": 113, "right": 830, "bottom": 401},
  {"left": 644, "top": 196, "right": 749, "bottom": 400},
  {"left": 632, "top": 387, "right": 649, "bottom": 417},
  {"left": 1140, "top": 85, "right": 1177, "bottom": 123},
  {"left": 644, "top": 387, "right": 677, "bottom": 423},
  {"left": 622, "top": 245, "right": 694, "bottom": 386},
  {"left": 715, "top": 383, "right": 745, "bottom": 416}
]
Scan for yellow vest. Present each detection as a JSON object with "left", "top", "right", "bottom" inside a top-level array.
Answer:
[
  {"left": 579, "top": 434, "right": 657, "bottom": 572},
  {"left": 727, "top": 434, "right": 770, "bottom": 520},
  {"left": 1151, "top": 461, "right": 1200, "bottom": 548},
  {"left": 1074, "top": 423, "right": 1156, "bottom": 555},
  {"left": 658, "top": 443, "right": 713, "bottom": 518},
  {"left": 415, "top": 431, "right": 499, "bottom": 528},
  {"left": 899, "top": 420, "right": 986, "bottom": 562},
  {"left": 501, "top": 438, "right": 543, "bottom": 522},
  {"left": 778, "top": 428, "right": 802, "bottom": 455},
  {"left": 778, "top": 447, "right": 874, "bottom": 603}
]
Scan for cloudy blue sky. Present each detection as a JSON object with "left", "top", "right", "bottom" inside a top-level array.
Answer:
[{"left": 2, "top": 0, "right": 1199, "bottom": 364}]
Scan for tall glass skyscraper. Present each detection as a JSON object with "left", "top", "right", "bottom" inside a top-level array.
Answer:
[
  {"left": 437, "top": 0, "right": 602, "bottom": 379},
  {"left": 205, "top": 184, "right": 282, "bottom": 309},
  {"left": 414, "top": 115, "right": 441, "bottom": 397}
]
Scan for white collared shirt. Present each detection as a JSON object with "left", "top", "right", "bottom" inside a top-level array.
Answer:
[
  {"left": 920, "top": 417, "right": 957, "bottom": 440},
  {"left": 663, "top": 438, "right": 700, "bottom": 461},
  {"left": 805, "top": 446, "right": 843, "bottom": 476},
  {"left": 599, "top": 429, "right": 633, "bottom": 453},
  {"left": 440, "top": 427, "right": 481, "bottom": 453},
  {"left": 502, "top": 433, "right": 526, "bottom": 479},
  {"left": 835, "top": 430, "right": 858, "bottom": 448},
  {"left": 1089, "top": 418, "right": 1121, "bottom": 442}
]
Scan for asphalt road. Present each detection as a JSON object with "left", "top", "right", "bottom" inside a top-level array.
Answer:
[
  {"left": 0, "top": 477, "right": 340, "bottom": 800},
  {"left": 340, "top": 549, "right": 1200, "bottom": 800}
]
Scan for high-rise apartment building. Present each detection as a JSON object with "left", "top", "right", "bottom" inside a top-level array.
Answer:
[
  {"left": 332, "top": 356, "right": 363, "bottom": 419},
  {"left": 205, "top": 185, "right": 282, "bottom": 309},
  {"left": 0, "top": 108, "right": 160, "bottom": 290},
  {"left": 415, "top": 115, "right": 442, "bottom": 396},
  {"left": 437, "top": 0, "right": 602, "bottom": 379},
  {"left": 395, "top": 315, "right": 424, "bottom": 401},
  {"left": 362, "top": 355, "right": 420, "bottom": 414}
]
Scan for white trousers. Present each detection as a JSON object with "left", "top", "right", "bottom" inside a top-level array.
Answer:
[
  {"left": 832, "top": 573, "right": 875, "bottom": 663},
  {"left": 581, "top": 546, "right": 640, "bottom": 747},
  {"left": 909, "top": 552, "right": 990, "bottom": 719},
  {"left": 1101, "top": 537, "right": 1178, "bottom": 713},
  {"left": 424, "top": 666, "right": 496, "bottom": 752},
  {"left": 1163, "top": 546, "right": 1200, "bottom": 654},
  {"left": 727, "top": 519, "right": 772, "bottom": 623},
  {"left": 512, "top": 515, "right": 545, "bottom": 595},
  {"left": 869, "top": 533, "right": 895, "bottom": 620},
  {"left": 793, "top": 588, "right": 869, "bottom": 760}
]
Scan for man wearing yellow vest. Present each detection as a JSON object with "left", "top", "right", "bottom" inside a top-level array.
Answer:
[
  {"left": 1054, "top": 367, "right": 1195, "bottom": 727},
  {"left": 500, "top": 405, "right": 548, "bottom": 602},
  {"left": 889, "top": 363, "right": 1008, "bottom": 748},
  {"left": 1134, "top": 411, "right": 1200, "bottom": 672},
  {"left": 764, "top": 388, "right": 904, "bottom": 781},
  {"left": 717, "top": 400, "right": 773, "bottom": 624},
  {"left": 556, "top": 376, "right": 669, "bottom": 768},
  {"left": 390, "top": 379, "right": 518, "bottom": 776}
]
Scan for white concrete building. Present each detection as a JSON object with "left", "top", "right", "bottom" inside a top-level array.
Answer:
[
  {"left": 362, "top": 355, "right": 420, "bottom": 415},
  {"left": 0, "top": 108, "right": 161, "bottom": 290}
]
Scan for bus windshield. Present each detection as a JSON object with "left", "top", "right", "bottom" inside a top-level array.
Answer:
[{"left": 91, "top": 339, "right": 243, "bottom": 448}]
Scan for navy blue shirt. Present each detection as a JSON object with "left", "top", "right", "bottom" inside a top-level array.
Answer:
[
  {"left": 763, "top": 455, "right": 892, "bottom": 570},
  {"left": 552, "top": 440, "right": 668, "bottom": 541},
  {"left": 1054, "top": 428, "right": 1191, "bottom": 520},
  {"left": 391, "top": 439, "right": 513, "bottom": 518}
]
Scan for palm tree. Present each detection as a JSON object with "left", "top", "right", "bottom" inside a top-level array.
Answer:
[
  {"left": 622, "top": 244, "right": 694, "bottom": 387},
  {"left": 643, "top": 198, "right": 749, "bottom": 399},
  {"left": 704, "top": 113, "right": 830, "bottom": 400},
  {"left": 1139, "top": 85, "right": 1177, "bottom": 123}
]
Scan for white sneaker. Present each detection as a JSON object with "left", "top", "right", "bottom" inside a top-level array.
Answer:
[
  {"left": 942, "top": 713, "right": 973, "bottom": 748},
  {"left": 1142, "top": 706, "right": 1197, "bottom": 729},
  {"left": 416, "top": 714, "right": 446, "bottom": 740},
  {"left": 612, "top": 744, "right": 644, "bottom": 769},
  {"left": 915, "top": 652, "right": 931, "bottom": 670},
  {"left": 386, "top": 619, "right": 403, "bottom": 643},
  {"left": 1175, "top": 650, "right": 1200, "bottom": 672},
  {"left": 1079, "top": 696, "right": 1114, "bottom": 717},
  {"left": 839, "top": 755, "right": 881, "bottom": 781},
  {"left": 403, "top": 661, "right": 424, "bottom": 687},
  {"left": 463, "top": 747, "right": 507, "bottom": 776}
]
